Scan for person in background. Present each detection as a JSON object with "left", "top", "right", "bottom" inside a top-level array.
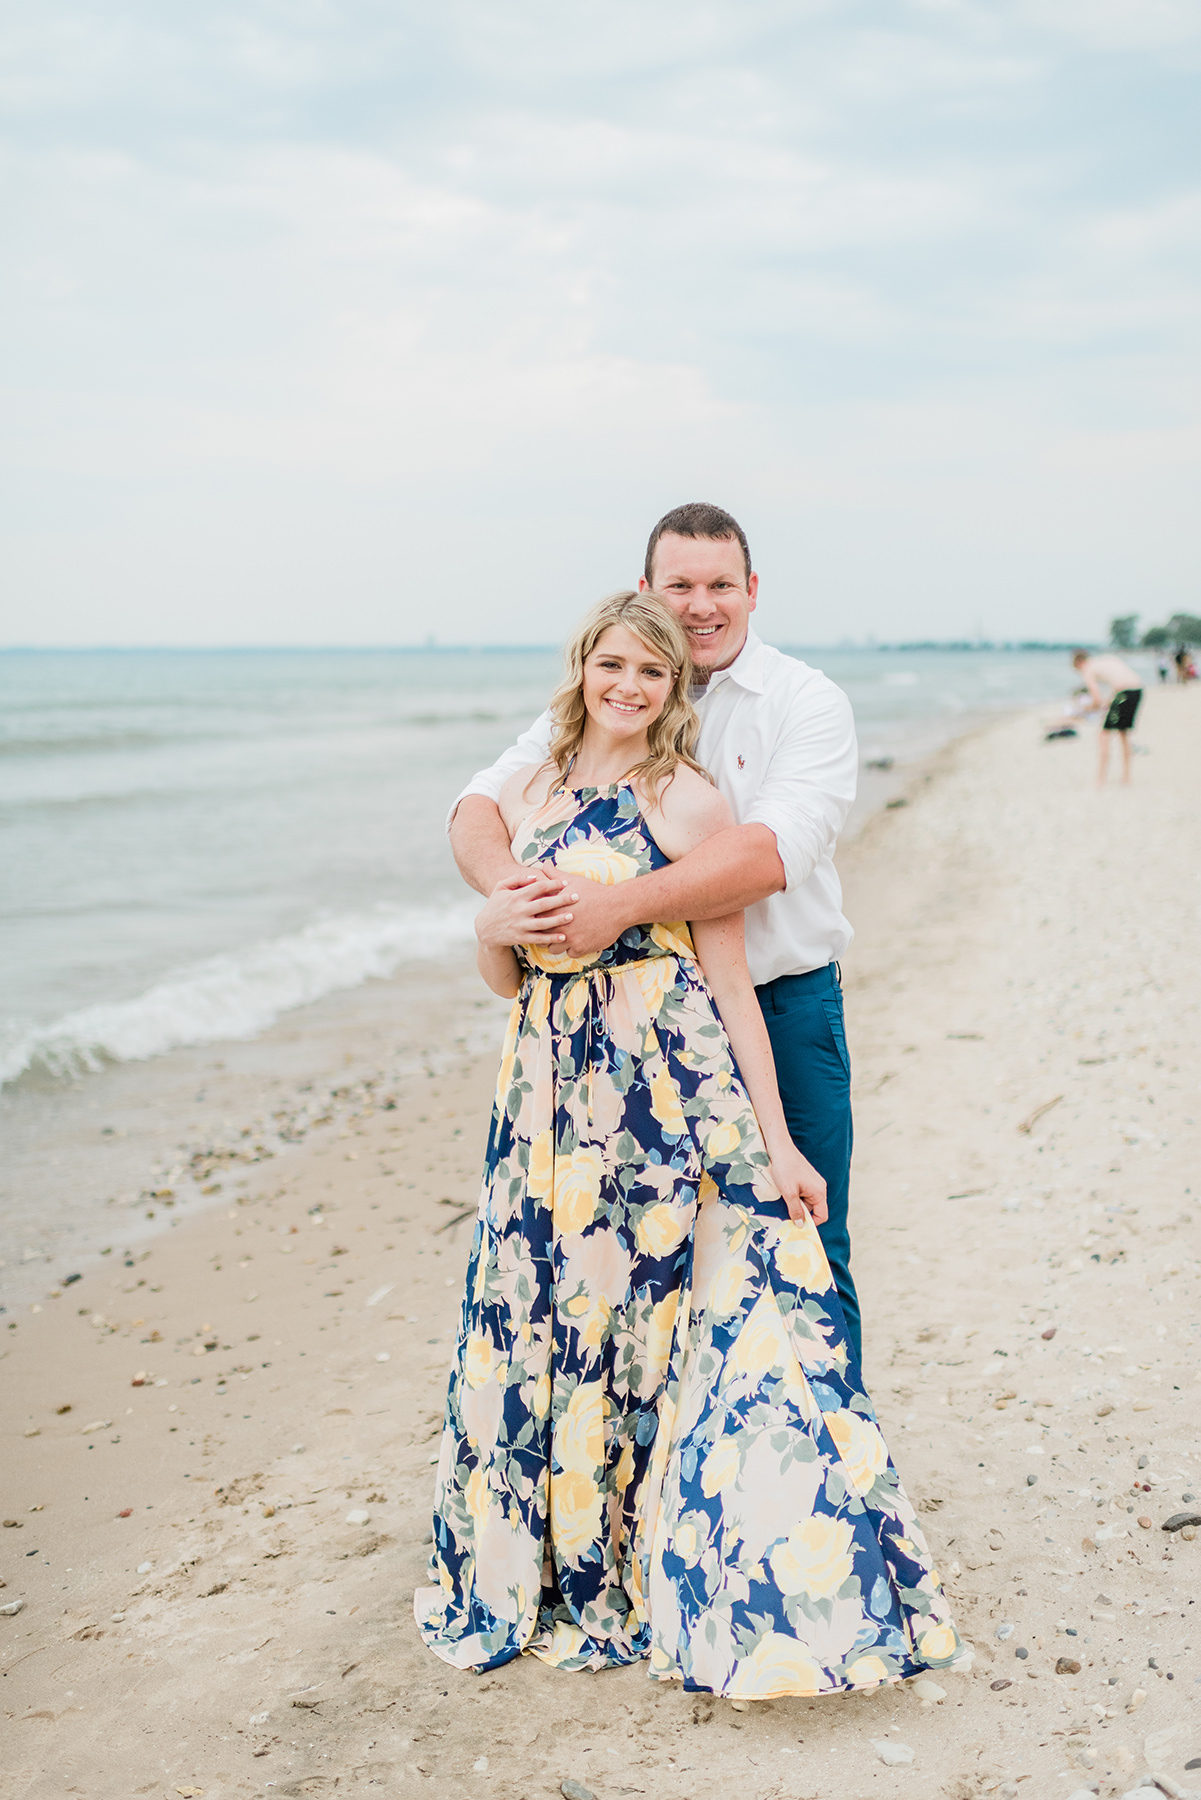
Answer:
[
  {"left": 1071, "top": 649, "right": 1143, "bottom": 785},
  {"left": 448, "top": 503, "right": 864, "bottom": 1362}
]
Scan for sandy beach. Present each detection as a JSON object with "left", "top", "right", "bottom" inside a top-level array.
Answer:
[{"left": 3, "top": 684, "right": 1199, "bottom": 1799}]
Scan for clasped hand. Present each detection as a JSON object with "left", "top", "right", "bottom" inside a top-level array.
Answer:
[
  {"left": 768, "top": 1141, "right": 829, "bottom": 1227},
  {"left": 475, "top": 866, "right": 624, "bottom": 957}
]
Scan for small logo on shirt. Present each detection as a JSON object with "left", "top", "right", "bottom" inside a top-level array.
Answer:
[{"left": 736, "top": 755, "right": 745, "bottom": 769}]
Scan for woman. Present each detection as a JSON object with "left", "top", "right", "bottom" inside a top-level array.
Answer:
[{"left": 415, "top": 592, "right": 961, "bottom": 1696}]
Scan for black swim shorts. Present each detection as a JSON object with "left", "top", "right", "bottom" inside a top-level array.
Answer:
[{"left": 1102, "top": 688, "right": 1142, "bottom": 731}]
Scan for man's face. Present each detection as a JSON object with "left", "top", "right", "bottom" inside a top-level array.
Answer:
[{"left": 641, "top": 532, "right": 758, "bottom": 673}]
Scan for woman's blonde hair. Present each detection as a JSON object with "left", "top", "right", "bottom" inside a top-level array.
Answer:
[{"left": 543, "top": 590, "right": 709, "bottom": 804}]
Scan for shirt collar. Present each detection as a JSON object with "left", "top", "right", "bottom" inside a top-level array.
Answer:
[{"left": 697, "top": 625, "right": 767, "bottom": 697}]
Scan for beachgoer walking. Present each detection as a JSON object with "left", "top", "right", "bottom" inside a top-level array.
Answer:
[
  {"left": 1071, "top": 650, "right": 1143, "bottom": 785},
  {"left": 449, "top": 504, "right": 863, "bottom": 1362},
  {"left": 415, "top": 591, "right": 961, "bottom": 1695}
]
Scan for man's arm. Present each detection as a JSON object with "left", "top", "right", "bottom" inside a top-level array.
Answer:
[
  {"left": 556, "top": 822, "right": 785, "bottom": 958},
  {"left": 451, "top": 794, "right": 523, "bottom": 897}
]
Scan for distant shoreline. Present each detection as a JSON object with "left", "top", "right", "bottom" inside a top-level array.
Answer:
[{"left": 0, "top": 639, "right": 1106, "bottom": 655}]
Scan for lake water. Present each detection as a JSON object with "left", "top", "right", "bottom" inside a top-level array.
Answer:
[{"left": 1, "top": 644, "right": 1112, "bottom": 1092}]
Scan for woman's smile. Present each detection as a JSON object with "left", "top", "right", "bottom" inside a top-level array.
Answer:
[{"left": 582, "top": 623, "right": 673, "bottom": 738}]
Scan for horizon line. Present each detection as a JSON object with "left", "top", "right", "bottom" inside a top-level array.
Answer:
[{"left": 0, "top": 638, "right": 1102, "bottom": 655}]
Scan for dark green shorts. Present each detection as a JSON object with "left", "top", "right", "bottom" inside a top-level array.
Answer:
[{"left": 1103, "top": 688, "right": 1142, "bottom": 731}]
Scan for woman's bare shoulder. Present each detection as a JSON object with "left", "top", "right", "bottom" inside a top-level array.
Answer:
[
  {"left": 499, "top": 762, "right": 556, "bottom": 831},
  {"left": 640, "top": 764, "right": 732, "bottom": 858}
]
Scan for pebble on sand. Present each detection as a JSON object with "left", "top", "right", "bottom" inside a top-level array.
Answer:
[
  {"left": 345, "top": 1509, "right": 370, "bottom": 1525},
  {"left": 137, "top": 1560, "right": 153, "bottom": 1574},
  {"left": 1126, "top": 1688, "right": 1147, "bottom": 1712},
  {"left": 1055, "top": 1656, "right": 1082, "bottom": 1675},
  {"left": 910, "top": 1677, "right": 946, "bottom": 1703},
  {"left": 560, "top": 1782, "right": 596, "bottom": 1800},
  {"left": 872, "top": 1739, "right": 915, "bottom": 1767},
  {"left": 1, "top": 1600, "right": 26, "bottom": 1617},
  {"left": 1161, "top": 1510, "right": 1201, "bottom": 1532}
]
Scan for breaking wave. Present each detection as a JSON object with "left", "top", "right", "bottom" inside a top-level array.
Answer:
[{"left": 0, "top": 902, "right": 478, "bottom": 1087}]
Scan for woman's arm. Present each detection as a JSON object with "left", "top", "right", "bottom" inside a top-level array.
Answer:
[
  {"left": 475, "top": 871, "right": 530, "bottom": 997},
  {"left": 691, "top": 911, "right": 828, "bottom": 1226}
]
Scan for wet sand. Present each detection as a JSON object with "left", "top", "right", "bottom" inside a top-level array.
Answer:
[{"left": 3, "top": 685, "right": 1199, "bottom": 1799}]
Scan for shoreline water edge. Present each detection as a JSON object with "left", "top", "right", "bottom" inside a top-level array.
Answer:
[
  {"left": 1, "top": 685, "right": 1198, "bottom": 1796},
  {"left": 2, "top": 646, "right": 1148, "bottom": 1304}
]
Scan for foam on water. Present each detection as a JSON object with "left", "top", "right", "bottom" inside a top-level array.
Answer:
[{"left": 0, "top": 901, "right": 478, "bottom": 1087}]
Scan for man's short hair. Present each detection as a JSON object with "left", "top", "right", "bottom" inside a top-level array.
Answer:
[
  {"left": 644, "top": 502, "right": 752, "bottom": 585},
  {"left": 1071, "top": 649, "right": 1089, "bottom": 666}
]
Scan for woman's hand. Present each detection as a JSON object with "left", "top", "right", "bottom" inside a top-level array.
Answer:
[
  {"left": 475, "top": 868, "right": 578, "bottom": 951},
  {"left": 767, "top": 1140, "right": 828, "bottom": 1226}
]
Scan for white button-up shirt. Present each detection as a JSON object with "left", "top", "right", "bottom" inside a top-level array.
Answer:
[{"left": 451, "top": 628, "right": 857, "bottom": 986}]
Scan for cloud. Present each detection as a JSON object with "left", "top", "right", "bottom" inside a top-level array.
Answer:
[{"left": 0, "top": 0, "right": 1198, "bottom": 644}]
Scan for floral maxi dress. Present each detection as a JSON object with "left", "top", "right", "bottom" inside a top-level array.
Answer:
[{"left": 414, "top": 781, "right": 962, "bottom": 1696}]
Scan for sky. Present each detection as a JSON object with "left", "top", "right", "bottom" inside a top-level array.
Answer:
[{"left": 1, "top": 0, "right": 1199, "bottom": 647}]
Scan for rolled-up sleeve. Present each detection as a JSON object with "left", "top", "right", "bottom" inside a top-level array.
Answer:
[
  {"left": 743, "top": 681, "right": 858, "bottom": 891},
  {"left": 446, "top": 710, "right": 555, "bottom": 831}
]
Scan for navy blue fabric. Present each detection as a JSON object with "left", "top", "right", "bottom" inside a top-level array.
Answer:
[{"left": 755, "top": 963, "right": 860, "bottom": 1364}]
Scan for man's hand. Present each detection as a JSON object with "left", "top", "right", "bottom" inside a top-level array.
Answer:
[
  {"left": 475, "top": 868, "right": 577, "bottom": 950},
  {"left": 554, "top": 879, "right": 633, "bottom": 959}
]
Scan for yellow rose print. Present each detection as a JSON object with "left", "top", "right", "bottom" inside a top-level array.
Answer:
[
  {"left": 732, "top": 1293, "right": 788, "bottom": 1377},
  {"left": 644, "top": 1290, "right": 679, "bottom": 1369},
  {"left": 703, "top": 1117, "right": 742, "bottom": 1158},
  {"left": 916, "top": 1623, "right": 959, "bottom": 1664},
  {"left": 636, "top": 1202, "right": 690, "bottom": 1259},
  {"left": 728, "top": 1633, "right": 824, "bottom": 1698},
  {"left": 706, "top": 1255, "right": 751, "bottom": 1318},
  {"left": 634, "top": 955, "right": 675, "bottom": 1018},
  {"left": 768, "top": 1515, "right": 855, "bottom": 1600},
  {"left": 648, "top": 1065, "right": 685, "bottom": 1134},
  {"left": 550, "top": 1467, "right": 604, "bottom": 1558},
  {"left": 700, "top": 1435, "right": 742, "bottom": 1499},
  {"left": 649, "top": 920, "right": 693, "bottom": 958},
  {"left": 845, "top": 1653, "right": 889, "bottom": 1688},
  {"left": 464, "top": 1331, "right": 504, "bottom": 1389},
  {"left": 826, "top": 1409, "right": 888, "bottom": 1495},
  {"left": 555, "top": 1379, "right": 603, "bottom": 1476},
  {"left": 553, "top": 1143, "right": 602, "bottom": 1235},
  {"left": 774, "top": 1225, "right": 832, "bottom": 1292},
  {"left": 555, "top": 841, "right": 641, "bottom": 886},
  {"left": 564, "top": 977, "right": 590, "bottom": 1024},
  {"left": 465, "top": 1466, "right": 492, "bottom": 1537}
]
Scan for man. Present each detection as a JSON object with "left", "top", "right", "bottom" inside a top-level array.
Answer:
[
  {"left": 1071, "top": 648, "right": 1143, "bottom": 785},
  {"left": 449, "top": 502, "right": 863, "bottom": 1360}
]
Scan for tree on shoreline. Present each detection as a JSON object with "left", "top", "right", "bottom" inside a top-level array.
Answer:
[{"left": 1142, "top": 612, "right": 1201, "bottom": 648}]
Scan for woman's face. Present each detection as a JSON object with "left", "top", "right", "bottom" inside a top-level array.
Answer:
[{"left": 581, "top": 624, "right": 675, "bottom": 740}]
